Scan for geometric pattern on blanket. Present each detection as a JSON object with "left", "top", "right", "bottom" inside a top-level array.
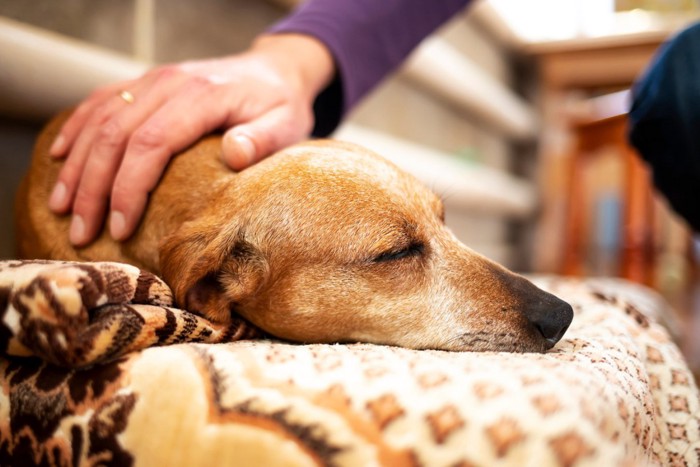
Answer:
[
  {"left": 0, "top": 261, "right": 698, "bottom": 466},
  {"left": 0, "top": 260, "right": 262, "bottom": 367}
]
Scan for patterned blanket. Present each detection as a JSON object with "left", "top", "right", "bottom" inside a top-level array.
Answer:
[
  {"left": 0, "top": 260, "right": 262, "bottom": 367},
  {"left": 0, "top": 260, "right": 698, "bottom": 466}
]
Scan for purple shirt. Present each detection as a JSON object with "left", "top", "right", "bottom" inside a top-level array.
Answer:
[{"left": 269, "top": 0, "right": 472, "bottom": 135}]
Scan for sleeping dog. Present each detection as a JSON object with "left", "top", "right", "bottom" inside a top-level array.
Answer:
[{"left": 15, "top": 111, "right": 573, "bottom": 353}]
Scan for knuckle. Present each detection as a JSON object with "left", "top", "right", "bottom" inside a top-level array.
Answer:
[
  {"left": 151, "top": 65, "right": 181, "bottom": 82},
  {"left": 57, "top": 161, "right": 82, "bottom": 187},
  {"left": 57, "top": 158, "right": 85, "bottom": 191},
  {"left": 184, "top": 76, "right": 211, "bottom": 92},
  {"left": 130, "top": 125, "right": 166, "bottom": 153},
  {"left": 111, "top": 182, "right": 145, "bottom": 211},
  {"left": 89, "top": 105, "right": 113, "bottom": 126},
  {"left": 95, "top": 121, "right": 126, "bottom": 150},
  {"left": 281, "top": 107, "right": 314, "bottom": 139},
  {"left": 73, "top": 185, "right": 107, "bottom": 210},
  {"left": 111, "top": 185, "right": 137, "bottom": 206},
  {"left": 111, "top": 181, "right": 127, "bottom": 199}
]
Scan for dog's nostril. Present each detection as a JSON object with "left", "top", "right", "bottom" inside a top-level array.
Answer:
[
  {"left": 534, "top": 322, "right": 566, "bottom": 348},
  {"left": 528, "top": 300, "right": 574, "bottom": 349}
]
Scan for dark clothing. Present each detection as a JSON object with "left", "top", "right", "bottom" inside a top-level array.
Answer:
[
  {"left": 269, "top": 0, "right": 472, "bottom": 136},
  {"left": 629, "top": 22, "right": 700, "bottom": 231}
]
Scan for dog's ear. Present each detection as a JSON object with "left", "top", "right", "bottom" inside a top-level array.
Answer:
[{"left": 159, "top": 222, "right": 267, "bottom": 324}]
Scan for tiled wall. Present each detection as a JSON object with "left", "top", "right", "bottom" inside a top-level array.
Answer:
[{"left": 0, "top": 0, "right": 515, "bottom": 264}]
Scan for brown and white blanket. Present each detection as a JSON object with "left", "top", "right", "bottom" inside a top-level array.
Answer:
[
  {"left": 0, "top": 260, "right": 698, "bottom": 466},
  {"left": 0, "top": 260, "right": 261, "bottom": 367}
]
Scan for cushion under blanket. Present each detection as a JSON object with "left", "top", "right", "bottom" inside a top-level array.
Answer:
[{"left": 0, "top": 260, "right": 698, "bottom": 466}]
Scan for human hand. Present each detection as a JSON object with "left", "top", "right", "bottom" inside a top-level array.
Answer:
[{"left": 48, "top": 34, "right": 334, "bottom": 246}]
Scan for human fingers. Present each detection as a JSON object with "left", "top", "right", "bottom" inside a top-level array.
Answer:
[
  {"left": 48, "top": 82, "right": 150, "bottom": 215},
  {"left": 49, "top": 102, "right": 118, "bottom": 214},
  {"left": 50, "top": 70, "right": 186, "bottom": 215},
  {"left": 221, "top": 104, "right": 313, "bottom": 171},
  {"left": 108, "top": 80, "right": 231, "bottom": 241},
  {"left": 49, "top": 82, "right": 132, "bottom": 158},
  {"left": 66, "top": 73, "right": 191, "bottom": 245}
]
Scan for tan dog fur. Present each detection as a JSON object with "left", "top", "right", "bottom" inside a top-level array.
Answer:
[{"left": 16, "top": 111, "right": 573, "bottom": 352}]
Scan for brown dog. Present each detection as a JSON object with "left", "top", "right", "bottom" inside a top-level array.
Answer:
[{"left": 15, "top": 111, "right": 573, "bottom": 352}]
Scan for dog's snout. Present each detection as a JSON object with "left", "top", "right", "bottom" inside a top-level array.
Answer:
[{"left": 525, "top": 296, "right": 574, "bottom": 349}]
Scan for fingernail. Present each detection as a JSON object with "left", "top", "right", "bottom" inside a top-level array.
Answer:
[
  {"left": 110, "top": 211, "right": 127, "bottom": 240},
  {"left": 232, "top": 133, "right": 256, "bottom": 165},
  {"left": 69, "top": 215, "right": 85, "bottom": 245},
  {"left": 50, "top": 135, "right": 65, "bottom": 156},
  {"left": 49, "top": 182, "right": 67, "bottom": 211}
]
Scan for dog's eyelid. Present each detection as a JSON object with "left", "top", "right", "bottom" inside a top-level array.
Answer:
[{"left": 373, "top": 241, "right": 425, "bottom": 263}]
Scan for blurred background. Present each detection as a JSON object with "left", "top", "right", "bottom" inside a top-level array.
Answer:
[{"left": 1, "top": 0, "right": 699, "bottom": 364}]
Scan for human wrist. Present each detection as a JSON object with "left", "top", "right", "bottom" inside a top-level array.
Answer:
[{"left": 251, "top": 33, "right": 335, "bottom": 101}]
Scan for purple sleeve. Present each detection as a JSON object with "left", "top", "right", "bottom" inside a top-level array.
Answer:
[{"left": 267, "top": 0, "right": 472, "bottom": 136}]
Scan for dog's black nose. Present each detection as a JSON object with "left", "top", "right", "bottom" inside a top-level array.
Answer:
[{"left": 524, "top": 295, "right": 574, "bottom": 349}]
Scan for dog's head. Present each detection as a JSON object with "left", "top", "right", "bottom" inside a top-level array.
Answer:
[{"left": 160, "top": 140, "right": 572, "bottom": 352}]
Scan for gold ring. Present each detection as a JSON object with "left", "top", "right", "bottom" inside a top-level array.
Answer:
[{"left": 118, "top": 90, "right": 135, "bottom": 104}]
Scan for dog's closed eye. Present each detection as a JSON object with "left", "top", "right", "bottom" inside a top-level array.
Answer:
[{"left": 373, "top": 242, "right": 425, "bottom": 263}]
